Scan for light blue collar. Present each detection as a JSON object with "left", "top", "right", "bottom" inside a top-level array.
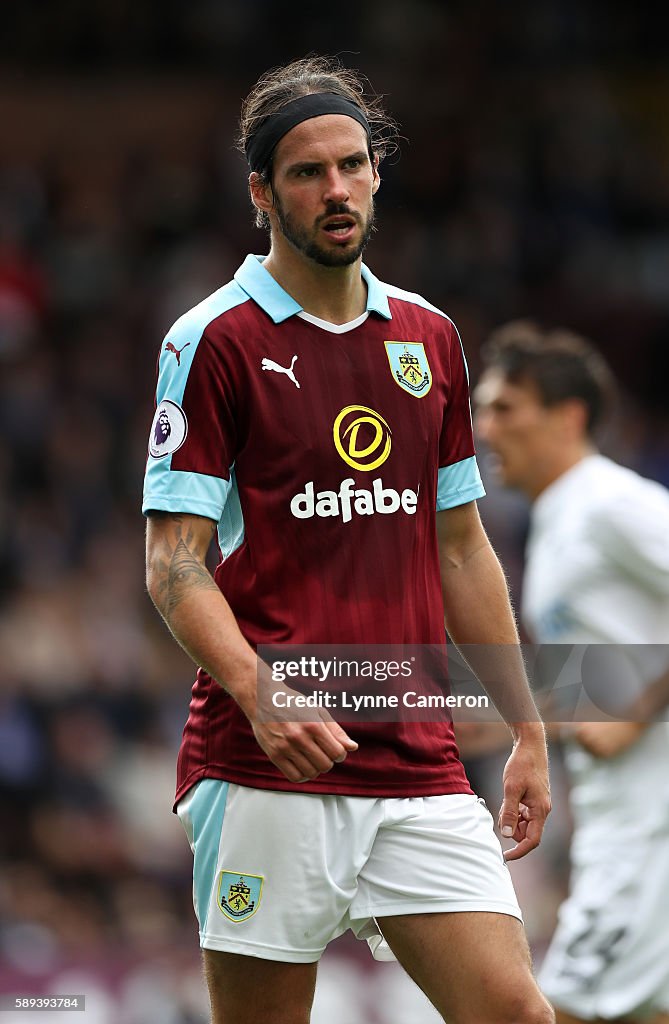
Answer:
[{"left": 234, "top": 254, "right": 392, "bottom": 323}]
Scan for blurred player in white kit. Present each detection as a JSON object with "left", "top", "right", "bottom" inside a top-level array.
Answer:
[{"left": 474, "top": 321, "right": 669, "bottom": 1024}]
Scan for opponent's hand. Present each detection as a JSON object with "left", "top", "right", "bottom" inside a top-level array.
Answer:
[
  {"left": 250, "top": 681, "right": 358, "bottom": 784},
  {"left": 498, "top": 730, "right": 551, "bottom": 861}
]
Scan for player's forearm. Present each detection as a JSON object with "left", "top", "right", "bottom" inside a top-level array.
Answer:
[
  {"left": 440, "top": 540, "right": 543, "bottom": 739},
  {"left": 151, "top": 582, "right": 258, "bottom": 716},
  {"left": 145, "top": 515, "right": 258, "bottom": 717}
]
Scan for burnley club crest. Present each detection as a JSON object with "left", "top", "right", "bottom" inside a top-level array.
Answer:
[
  {"left": 217, "top": 871, "right": 264, "bottom": 923},
  {"left": 385, "top": 342, "right": 432, "bottom": 397}
]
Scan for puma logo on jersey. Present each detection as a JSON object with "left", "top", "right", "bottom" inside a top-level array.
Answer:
[
  {"left": 261, "top": 355, "right": 300, "bottom": 389},
  {"left": 165, "top": 341, "right": 191, "bottom": 366}
]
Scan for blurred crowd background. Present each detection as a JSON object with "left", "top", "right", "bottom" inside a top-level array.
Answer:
[{"left": 1, "top": 1, "right": 668, "bottom": 1020}]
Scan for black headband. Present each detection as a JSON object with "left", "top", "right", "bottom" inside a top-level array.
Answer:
[{"left": 245, "top": 92, "right": 372, "bottom": 173}]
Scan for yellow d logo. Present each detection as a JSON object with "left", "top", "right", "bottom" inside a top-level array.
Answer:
[{"left": 333, "top": 405, "right": 392, "bottom": 471}]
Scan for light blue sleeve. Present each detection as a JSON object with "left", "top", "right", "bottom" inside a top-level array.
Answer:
[
  {"left": 142, "top": 282, "right": 247, "bottom": 523},
  {"left": 143, "top": 465, "right": 232, "bottom": 521},
  {"left": 436, "top": 456, "right": 485, "bottom": 510}
]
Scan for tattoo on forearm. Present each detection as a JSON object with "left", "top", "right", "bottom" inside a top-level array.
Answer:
[
  {"left": 149, "top": 514, "right": 218, "bottom": 618},
  {"left": 165, "top": 539, "right": 219, "bottom": 614}
]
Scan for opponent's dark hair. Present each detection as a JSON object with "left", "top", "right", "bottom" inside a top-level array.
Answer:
[
  {"left": 481, "top": 320, "right": 617, "bottom": 436},
  {"left": 237, "top": 55, "right": 400, "bottom": 229}
]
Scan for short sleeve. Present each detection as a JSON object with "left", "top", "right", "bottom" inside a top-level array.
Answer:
[
  {"left": 142, "top": 319, "right": 237, "bottom": 522},
  {"left": 436, "top": 321, "right": 485, "bottom": 510}
]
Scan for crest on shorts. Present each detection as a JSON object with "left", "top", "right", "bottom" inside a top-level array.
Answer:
[
  {"left": 217, "top": 871, "right": 264, "bottom": 923},
  {"left": 385, "top": 342, "right": 432, "bottom": 397}
]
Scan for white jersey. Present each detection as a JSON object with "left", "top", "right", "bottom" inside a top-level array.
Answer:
[{"left": 522, "top": 454, "right": 669, "bottom": 862}]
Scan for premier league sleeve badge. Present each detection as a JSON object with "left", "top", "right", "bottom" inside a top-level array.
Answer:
[{"left": 148, "top": 399, "right": 188, "bottom": 459}]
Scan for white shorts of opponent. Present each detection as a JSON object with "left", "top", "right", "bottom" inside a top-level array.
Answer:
[
  {"left": 176, "top": 780, "right": 522, "bottom": 963},
  {"left": 538, "top": 833, "right": 669, "bottom": 1020}
]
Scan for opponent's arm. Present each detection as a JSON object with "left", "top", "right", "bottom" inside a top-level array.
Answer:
[
  {"left": 588, "top": 492, "right": 669, "bottom": 734},
  {"left": 569, "top": 721, "right": 649, "bottom": 758},
  {"left": 145, "top": 511, "right": 357, "bottom": 782},
  {"left": 544, "top": 678, "right": 665, "bottom": 758},
  {"left": 437, "top": 502, "right": 551, "bottom": 860},
  {"left": 569, "top": 494, "right": 669, "bottom": 753},
  {"left": 623, "top": 666, "right": 669, "bottom": 723}
]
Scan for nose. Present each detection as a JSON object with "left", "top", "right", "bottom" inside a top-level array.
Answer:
[{"left": 322, "top": 168, "right": 350, "bottom": 205}]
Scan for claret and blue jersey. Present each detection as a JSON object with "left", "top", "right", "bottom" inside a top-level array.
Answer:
[{"left": 143, "top": 254, "right": 484, "bottom": 801}]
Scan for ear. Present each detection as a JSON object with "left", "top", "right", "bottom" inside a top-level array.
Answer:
[
  {"left": 249, "top": 171, "right": 273, "bottom": 216},
  {"left": 371, "top": 153, "right": 381, "bottom": 195},
  {"left": 556, "top": 398, "right": 589, "bottom": 439}
]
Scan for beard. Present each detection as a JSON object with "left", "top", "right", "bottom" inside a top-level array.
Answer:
[{"left": 274, "top": 195, "right": 376, "bottom": 267}]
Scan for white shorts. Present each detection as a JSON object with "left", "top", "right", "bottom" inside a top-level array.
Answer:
[
  {"left": 539, "top": 833, "right": 669, "bottom": 1020},
  {"left": 176, "top": 780, "right": 522, "bottom": 963}
]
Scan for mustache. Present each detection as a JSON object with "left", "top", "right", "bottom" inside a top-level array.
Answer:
[{"left": 315, "top": 204, "right": 362, "bottom": 226}]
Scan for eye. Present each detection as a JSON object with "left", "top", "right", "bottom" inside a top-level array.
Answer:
[
  {"left": 343, "top": 158, "right": 363, "bottom": 170},
  {"left": 297, "top": 166, "right": 319, "bottom": 177}
]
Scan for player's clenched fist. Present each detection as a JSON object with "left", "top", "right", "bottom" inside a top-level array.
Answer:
[{"left": 251, "top": 686, "right": 358, "bottom": 782}]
